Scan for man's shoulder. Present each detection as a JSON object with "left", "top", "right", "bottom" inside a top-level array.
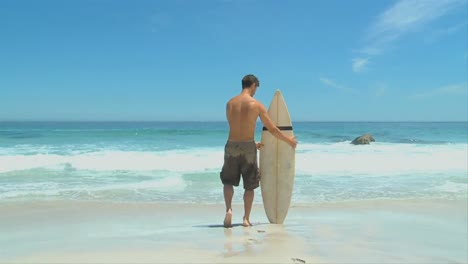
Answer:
[
  {"left": 251, "top": 98, "right": 264, "bottom": 108},
  {"left": 226, "top": 96, "right": 237, "bottom": 105}
]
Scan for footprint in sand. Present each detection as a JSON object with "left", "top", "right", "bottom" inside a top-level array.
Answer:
[{"left": 291, "top": 257, "right": 306, "bottom": 263}]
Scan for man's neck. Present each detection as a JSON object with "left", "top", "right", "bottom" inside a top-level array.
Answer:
[{"left": 241, "top": 89, "right": 253, "bottom": 97}]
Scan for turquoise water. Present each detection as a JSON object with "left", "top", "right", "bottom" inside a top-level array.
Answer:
[{"left": 0, "top": 122, "right": 467, "bottom": 203}]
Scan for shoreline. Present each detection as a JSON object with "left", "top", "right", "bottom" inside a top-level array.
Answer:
[
  {"left": 1, "top": 198, "right": 466, "bottom": 263},
  {"left": 1, "top": 197, "right": 466, "bottom": 207}
]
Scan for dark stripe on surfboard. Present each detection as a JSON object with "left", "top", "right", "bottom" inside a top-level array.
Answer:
[{"left": 262, "top": 126, "right": 293, "bottom": 131}]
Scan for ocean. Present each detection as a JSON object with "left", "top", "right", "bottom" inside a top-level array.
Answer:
[{"left": 0, "top": 121, "right": 466, "bottom": 204}]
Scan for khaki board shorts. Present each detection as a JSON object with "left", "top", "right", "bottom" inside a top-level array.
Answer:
[{"left": 220, "top": 140, "right": 260, "bottom": 190}]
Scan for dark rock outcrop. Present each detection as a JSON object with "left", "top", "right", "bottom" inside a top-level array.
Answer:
[{"left": 351, "top": 134, "right": 375, "bottom": 145}]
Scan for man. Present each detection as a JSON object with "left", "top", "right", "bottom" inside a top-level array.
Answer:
[{"left": 220, "top": 74, "right": 298, "bottom": 228}]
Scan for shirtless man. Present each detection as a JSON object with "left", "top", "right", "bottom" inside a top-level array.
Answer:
[{"left": 220, "top": 74, "right": 297, "bottom": 228}]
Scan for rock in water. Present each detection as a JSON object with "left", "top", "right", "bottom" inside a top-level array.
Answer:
[{"left": 351, "top": 134, "right": 375, "bottom": 145}]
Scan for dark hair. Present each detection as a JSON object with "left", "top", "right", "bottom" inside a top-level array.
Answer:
[{"left": 242, "top": 74, "right": 259, "bottom": 89}]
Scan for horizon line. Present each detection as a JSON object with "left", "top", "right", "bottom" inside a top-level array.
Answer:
[{"left": 0, "top": 120, "right": 467, "bottom": 123}]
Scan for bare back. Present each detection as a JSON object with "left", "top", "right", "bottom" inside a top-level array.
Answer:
[{"left": 226, "top": 94, "right": 259, "bottom": 141}]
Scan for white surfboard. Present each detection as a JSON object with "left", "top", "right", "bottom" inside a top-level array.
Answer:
[{"left": 259, "top": 90, "right": 296, "bottom": 224}]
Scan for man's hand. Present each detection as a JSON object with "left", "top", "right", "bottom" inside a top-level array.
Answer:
[
  {"left": 256, "top": 142, "right": 264, "bottom": 149},
  {"left": 288, "top": 136, "right": 298, "bottom": 149}
]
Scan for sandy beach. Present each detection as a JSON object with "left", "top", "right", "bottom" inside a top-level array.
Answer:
[{"left": 1, "top": 199, "right": 466, "bottom": 263}]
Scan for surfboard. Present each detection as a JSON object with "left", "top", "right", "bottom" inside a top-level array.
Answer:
[{"left": 259, "top": 90, "right": 296, "bottom": 224}]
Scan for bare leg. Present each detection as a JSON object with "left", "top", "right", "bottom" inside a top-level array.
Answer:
[
  {"left": 223, "top": 185, "right": 234, "bottom": 228},
  {"left": 243, "top": 189, "right": 254, "bottom": 227}
]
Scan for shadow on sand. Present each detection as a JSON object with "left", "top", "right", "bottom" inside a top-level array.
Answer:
[{"left": 193, "top": 222, "right": 269, "bottom": 228}]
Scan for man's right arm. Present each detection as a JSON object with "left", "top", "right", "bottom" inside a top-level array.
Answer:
[{"left": 258, "top": 103, "right": 297, "bottom": 149}]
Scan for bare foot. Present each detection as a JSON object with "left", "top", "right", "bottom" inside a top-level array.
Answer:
[
  {"left": 223, "top": 209, "right": 232, "bottom": 228},
  {"left": 242, "top": 216, "right": 252, "bottom": 227}
]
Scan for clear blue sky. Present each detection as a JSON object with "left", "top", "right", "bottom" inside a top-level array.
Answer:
[{"left": 1, "top": 0, "right": 467, "bottom": 121}]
